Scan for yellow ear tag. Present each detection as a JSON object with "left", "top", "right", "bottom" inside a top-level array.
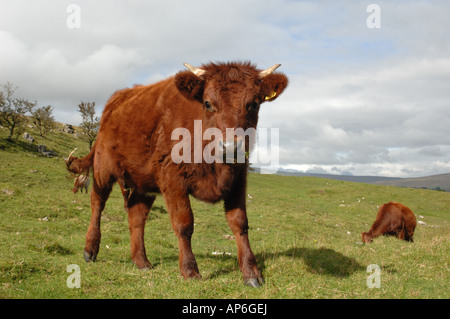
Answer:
[{"left": 265, "top": 91, "right": 277, "bottom": 101}]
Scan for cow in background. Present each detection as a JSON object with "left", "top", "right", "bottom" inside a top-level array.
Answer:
[
  {"left": 362, "top": 201, "right": 417, "bottom": 243},
  {"left": 72, "top": 174, "right": 90, "bottom": 194}
]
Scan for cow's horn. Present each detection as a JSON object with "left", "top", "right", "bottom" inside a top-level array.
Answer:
[
  {"left": 259, "top": 64, "right": 281, "bottom": 79},
  {"left": 183, "top": 63, "right": 206, "bottom": 77},
  {"left": 68, "top": 147, "right": 77, "bottom": 159}
]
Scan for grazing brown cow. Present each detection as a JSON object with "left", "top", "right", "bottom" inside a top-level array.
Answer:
[
  {"left": 361, "top": 202, "right": 417, "bottom": 243},
  {"left": 65, "top": 61, "right": 288, "bottom": 287},
  {"left": 72, "top": 174, "right": 90, "bottom": 194}
]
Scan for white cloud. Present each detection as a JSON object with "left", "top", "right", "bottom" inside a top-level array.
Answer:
[
  {"left": 0, "top": 29, "right": 144, "bottom": 123},
  {"left": 260, "top": 54, "right": 450, "bottom": 177}
]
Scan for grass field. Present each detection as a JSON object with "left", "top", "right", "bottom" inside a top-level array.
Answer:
[{"left": 0, "top": 124, "right": 449, "bottom": 299}]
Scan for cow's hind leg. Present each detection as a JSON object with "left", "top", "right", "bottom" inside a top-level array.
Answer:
[
  {"left": 127, "top": 192, "right": 155, "bottom": 269},
  {"left": 84, "top": 179, "right": 113, "bottom": 262}
]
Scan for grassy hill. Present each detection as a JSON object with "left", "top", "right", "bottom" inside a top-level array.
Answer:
[
  {"left": 373, "top": 173, "right": 450, "bottom": 192},
  {"left": 0, "top": 123, "right": 449, "bottom": 299},
  {"left": 274, "top": 169, "right": 450, "bottom": 192}
]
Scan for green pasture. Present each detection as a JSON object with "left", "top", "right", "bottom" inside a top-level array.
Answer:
[{"left": 0, "top": 126, "right": 448, "bottom": 299}]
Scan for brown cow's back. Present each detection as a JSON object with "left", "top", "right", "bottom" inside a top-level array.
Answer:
[{"left": 93, "top": 78, "right": 190, "bottom": 193}]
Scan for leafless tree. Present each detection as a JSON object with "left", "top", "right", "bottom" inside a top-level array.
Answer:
[
  {"left": 78, "top": 101, "right": 100, "bottom": 149},
  {"left": 0, "top": 82, "right": 36, "bottom": 141}
]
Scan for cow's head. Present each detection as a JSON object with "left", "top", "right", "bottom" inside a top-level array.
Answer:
[
  {"left": 361, "top": 232, "right": 373, "bottom": 243},
  {"left": 174, "top": 61, "right": 288, "bottom": 163}
]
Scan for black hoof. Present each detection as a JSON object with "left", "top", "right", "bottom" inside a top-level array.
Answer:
[
  {"left": 244, "top": 277, "right": 265, "bottom": 288},
  {"left": 84, "top": 250, "right": 97, "bottom": 263}
]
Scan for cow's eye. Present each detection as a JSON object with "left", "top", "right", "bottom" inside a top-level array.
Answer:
[
  {"left": 247, "top": 101, "right": 259, "bottom": 112},
  {"left": 204, "top": 101, "right": 213, "bottom": 111}
]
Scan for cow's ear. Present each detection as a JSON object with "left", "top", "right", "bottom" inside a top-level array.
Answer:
[
  {"left": 174, "top": 71, "right": 205, "bottom": 103},
  {"left": 260, "top": 73, "right": 288, "bottom": 103}
]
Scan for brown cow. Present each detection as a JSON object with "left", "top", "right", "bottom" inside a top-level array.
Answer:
[
  {"left": 65, "top": 61, "right": 288, "bottom": 287},
  {"left": 361, "top": 202, "right": 417, "bottom": 243},
  {"left": 72, "top": 174, "right": 90, "bottom": 194}
]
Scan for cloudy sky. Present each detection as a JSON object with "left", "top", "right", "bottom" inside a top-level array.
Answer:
[{"left": 1, "top": 0, "right": 449, "bottom": 177}]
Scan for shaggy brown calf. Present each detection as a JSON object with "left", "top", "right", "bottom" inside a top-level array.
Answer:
[
  {"left": 65, "top": 61, "right": 288, "bottom": 287},
  {"left": 72, "top": 174, "right": 90, "bottom": 194},
  {"left": 362, "top": 202, "right": 417, "bottom": 243}
]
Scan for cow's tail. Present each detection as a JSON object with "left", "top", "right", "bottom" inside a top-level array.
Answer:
[{"left": 65, "top": 144, "right": 96, "bottom": 177}]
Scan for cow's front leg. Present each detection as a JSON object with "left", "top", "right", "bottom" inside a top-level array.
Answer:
[
  {"left": 225, "top": 206, "right": 264, "bottom": 287},
  {"left": 224, "top": 180, "right": 264, "bottom": 287},
  {"left": 162, "top": 190, "right": 201, "bottom": 280}
]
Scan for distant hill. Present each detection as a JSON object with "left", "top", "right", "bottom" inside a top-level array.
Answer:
[
  {"left": 372, "top": 173, "right": 450, "bottom": 192},
  {"left": 252, "top": 167, "right": 450, "bottom": 192}
]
